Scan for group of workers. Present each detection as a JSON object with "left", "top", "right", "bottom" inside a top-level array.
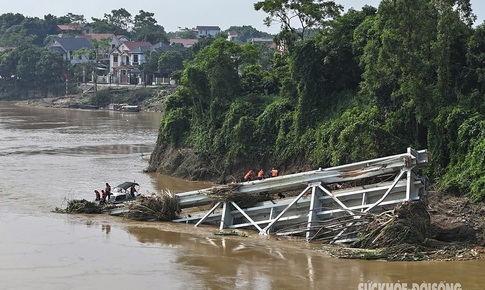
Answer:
[
  {"left": 94, "top": 183, "right": 111, "bottom": 204},
  {"left": 243, "top": 168, "right": 285, "bottom": 199},
  {"left": 243, "top": 167, "right": 279, "bottom": 182},
  {"left": 94, "top": 182, "right": 138, "bottom": 204}
]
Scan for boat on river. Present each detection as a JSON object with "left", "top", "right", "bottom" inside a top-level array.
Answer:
[
  {"left": 107, "top": 181, "right": 140, "bottom": 204},
  {"left": 108, "top": 103, "right": 141, "bottom": 112}
]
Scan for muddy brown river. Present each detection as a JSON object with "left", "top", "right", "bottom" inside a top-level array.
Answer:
[{"left": 0, "top": 102, "right": 484, "bottom": 290}]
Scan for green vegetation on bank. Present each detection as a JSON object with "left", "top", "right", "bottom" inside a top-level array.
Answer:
[{"left": 150, "top": 0, "right": 485, "bottom": 201}]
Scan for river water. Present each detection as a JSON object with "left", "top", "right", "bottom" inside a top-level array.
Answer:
[{"left": 0, "top": 102, "right": 483, "bottom": 290}]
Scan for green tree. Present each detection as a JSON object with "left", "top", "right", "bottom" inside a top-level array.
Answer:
[
  {"left": 0, "top": 26, "right": 36, "bottom": 46},
  {"left": 132, "top": 10, "right": 167, "bottom": 44},
  {"left": 158, "top": 50, "right": 184, "bottom": 74},
  {"left": 58, "top": 13, "right": 86, "bottom": 24},
  {"left": 240, "top": 64, "right": 270, "bottom": 95},
  {"left": 254, "top": 0, "right": 343, "bottom": 42},
  {"left": 91, "top": 8, "right": 132, "bottom": 35},
  {"left": 224, "top": 25, "right": 273, "bottom": 43},
  {"left": 35, "top": 49, "right": 65, "bottom": 96},
  {"left": 0, "top": 13, "right": 25, "bottom": 33},
  {"left": 177, "top": 28, "right": 197, "bottom": 39}
]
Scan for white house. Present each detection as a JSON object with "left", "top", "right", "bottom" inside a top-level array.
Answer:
[
  {"left": 109, "top": 41, "right": 152, "bottom": 84},
  {"left": 195, "top": 26, "right": 221, "bottom": 37}
]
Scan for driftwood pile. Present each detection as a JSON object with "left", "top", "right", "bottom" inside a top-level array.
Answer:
[
  {"left": 54, "top": 199, "right": 103, "bottom": 214},
  {"left": 202, "top": 183, "right": 274, "bottom": 208},
  {"left": 55, "top": 184, "right": 273, "bottom": 221},
  {"left": 312, "top": 201, "right": 478, "bottom": 261},
  {"left": 352, "top": 201, "right": 430, "bottom": 248},
  {"left": 123, "top": 191, "right": 181, "bottom": 221}
]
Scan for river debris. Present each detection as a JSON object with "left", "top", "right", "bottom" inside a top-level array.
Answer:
[
  {"left": 319, "top": 242, "right": 483, "bottom": 261},
  {"left": 54, "top": 199, "right": 103, "bottom": 214},
  {"left": 214, "top": 230, "right": 248, "bottom": 237},
  {"left": 203, "top": 183, "right": 273, "bottom": 208},
  {"left": 311, "top": 201, "right": 484, "bottom": 261},
  {"left": 122, "top": 190, "right": 180, "bottom": 221},
  {"left": 54, "top": 190, "right": 180, "bottom": 221},
  {"left": 352, "top": 201, "right": 430, "bottom": 248}
]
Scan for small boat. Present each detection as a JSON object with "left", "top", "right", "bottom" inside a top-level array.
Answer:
[
  {"left": 108, "top": 181, "right": 140, "bottom": 203},
  {"left": 120, "top": 105, "right": 141, "bottom": 112},
  {"left": 69, "top": 103, "right": 99, "bottom": 109},
  {"left": 108, "top": 103, "right": 140, "bottom": 112}
]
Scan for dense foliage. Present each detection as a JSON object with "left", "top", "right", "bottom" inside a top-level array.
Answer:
[{"left": 153, "top": 0, "right": 485, "bottom": 201}]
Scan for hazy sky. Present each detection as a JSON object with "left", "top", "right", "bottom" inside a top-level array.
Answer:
[{"left": 2, "top": 0, "right": 484, "bottom": 34}]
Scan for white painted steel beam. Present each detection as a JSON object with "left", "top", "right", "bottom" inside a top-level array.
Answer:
[
  {"left": 171, "top": 148, "right": 430, "bottom": 239},
  {"left": 173, "top": 179, "right": 424, "bottom": 225},
  {"left": 176, "top": 148, "right": 429, "bottom": 209}
]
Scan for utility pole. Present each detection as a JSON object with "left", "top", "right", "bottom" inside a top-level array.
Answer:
[{"left": 65, "top": 66, "right": 70, "bottom": 97}]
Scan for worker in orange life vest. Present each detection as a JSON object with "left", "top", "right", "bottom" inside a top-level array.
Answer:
[
  {"left": 257, "top": 169, "right": 264, "bottom": 180},
  {"left": 271, "top": 167, "right": 279, "bottom": 177},
  {"left": 244, "top": 169, "right": 254, "bottom": 182}
]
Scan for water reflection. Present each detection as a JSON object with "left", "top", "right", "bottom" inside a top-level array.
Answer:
[
  {"left": 124, "top": 224, "right": 338, "bottom": 289},
  {"left": 102, "top": 224, "right": 111, "bottom": 234}
]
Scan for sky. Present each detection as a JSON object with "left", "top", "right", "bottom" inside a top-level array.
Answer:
[{"left": 1, "top": 0, "right": 485, "bottom": 34}]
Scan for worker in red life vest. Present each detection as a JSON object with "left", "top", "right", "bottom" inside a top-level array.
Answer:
[
  {"left": 105, "top": 183, "right": 111, "bottom": 201},
  {"left": 244, "top": 169, "right": 254, "bottom": 182},
  {"left": 271, "top": 167, "right": 279, "bottom": 177},
  {"left": 130, "top": 184, "right": 137, "bottom": 198},
  {"left": 94, "top": 190, "right": 100, "bottom": 201},
  {"left": 101, "top": 190, "right": 107, "bottom": 203},
  {"left": 257, "top": 169, "right": 264, "bottom": 180}
]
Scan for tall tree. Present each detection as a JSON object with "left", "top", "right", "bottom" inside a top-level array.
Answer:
[
  {"left": 92, "top": 8, "right": 132, "bottom": 35},
  {"left": 254, "top": 0, "right": 343, "bottom": 44},
  {"left": 158, "top": 50, "right": 184, "bottom": 75},
  {"left": 132, "top": 10, "right": 167, "bottom": 43}
]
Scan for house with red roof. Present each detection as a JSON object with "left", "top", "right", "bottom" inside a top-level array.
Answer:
[
  {"left": 57, "top": 24, "right": 92, "bottom": 35},
  {"left": 169, "top": 38, "right": 198, "bottom": 48}
]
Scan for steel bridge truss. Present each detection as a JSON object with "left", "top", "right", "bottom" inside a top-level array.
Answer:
[{"left": 173, "top": 148, "right": 429, "bottom": 242}]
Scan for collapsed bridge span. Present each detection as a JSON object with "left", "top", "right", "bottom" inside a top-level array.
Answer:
[{"left": 172, "top": 148, "right": 429, "bottom": 243}]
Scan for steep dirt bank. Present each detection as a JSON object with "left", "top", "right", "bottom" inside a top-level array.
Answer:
[{"left": 12, "top": 94, "right": 92, "bottom": 108}]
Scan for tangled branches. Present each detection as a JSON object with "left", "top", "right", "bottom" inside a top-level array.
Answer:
[
  {"left": 123, "top": 190, "right": 181, "bottom": 221},
  {"left": 353, "top": 201, "right": 430, "bottom": 248},
  {"left": 203, "top": 183, "right": 274, "bottom": 208},
  {"left": 54, "top": 199, "right": 102, "bottom": 214}
]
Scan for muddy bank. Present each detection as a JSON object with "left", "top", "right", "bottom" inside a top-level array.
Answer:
[{"left": 11, "top": 87, "right": 173, "bottom": 112}]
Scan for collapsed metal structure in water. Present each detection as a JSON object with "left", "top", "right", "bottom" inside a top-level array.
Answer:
[{"left": 171, "top": 148, "right": 429, "bottom": 243}]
